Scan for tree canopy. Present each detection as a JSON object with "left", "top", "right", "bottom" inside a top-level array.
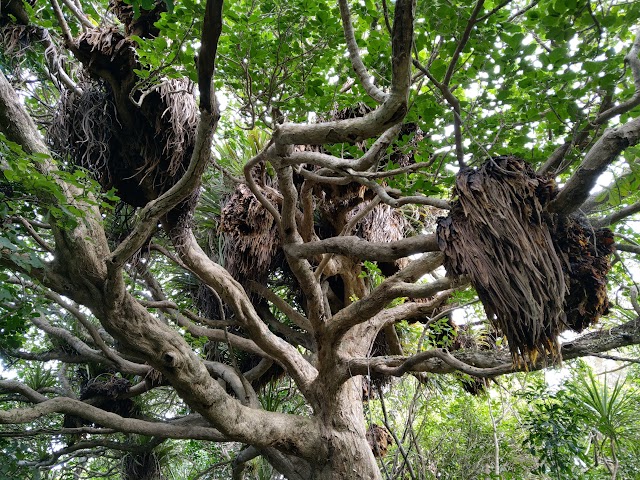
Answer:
[{"left": 1, "top": 0, "right": 640, "bottom": 478}]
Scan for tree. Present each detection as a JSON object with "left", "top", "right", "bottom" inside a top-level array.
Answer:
[
  {"left": 1, "top": 0, "right": 640, "bottom": 478},
  {"left": 522, "top": 362, "right": 640, "bottom": 480}
]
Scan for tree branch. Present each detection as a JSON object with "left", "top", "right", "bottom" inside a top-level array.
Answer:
[
  {"left": 539, "top": 30, "right": 640, "bottom": 175},
  {"left": 30, "top": 283, "right": 149, "bottom": 375},
  {"left": 475, "top": 0, "right": 514, "bottom": 23},
  {"left": 175, "top": 231, "right": 318, "bottom": 392},
  {"left": 282, "top": 124, "right": 401, "bottom": 172},
  {"left": 592, "top": 200, "right": 640, "bottom": 227},
  {"left": 108, "top": 0, "right": 224, "bottom": 269},
  {"left": 274, "top": 161, "right": 328, "bottom": 328},
  {"left": 13, "top": 215, "right": 54, "bottom": 253},
  {"left": 369, "top": 290, "right": 453, "bottom": 331},
  {"left": 443, "top": 0, "right": 485, "bottom": 86},
  {"left": 412, "top": 59, "right": 465, "bottom": 168},
  {"left": 172, "top": 312, "right": 270, "bottom": 358},
  {"left": 616, "top": 242, "right": 640, "bottom": 255},
  {"left": 49, "top": 0, "right": 74, "bottom": 45},
  {"left": 337, "top": 0, "right": 388, "bottom": 103},
  {"left": 247, "top": 281, "right": 312, "bottom": 331},
  {"left": 0, "top": 383, "right": 227, "bottom": 441},
  {"left": 59, "top": 0, "right": 94, "bottom": 29},
  {"left": 548, "top": 115, "right": 640, "bottom": 214},
  {"left": 23, "top": 437, "right": 165, "bottom": 468},
  {"left": 0, "top": 71, "right": 49, "bottom": 156},
  {"left": 392, "top": 276, "right": 468, "bottom": 299},
  {"left": 0, "top": 427, "right": 116, "bottom": 438},
  {"left": 346, "top": 317, "right": 640, "bottom": 378},
  {"left": 327, "top": 252, "right": 445, "bottom": 341},
  {"left": 198, "top": 0, "right": 224, "bottom": 114},
  {"left": 285, "top": 234, "right": 439, "bottom": 263},
  {"left": 274, "top": 0, "right": 414, "bottom": 146}
]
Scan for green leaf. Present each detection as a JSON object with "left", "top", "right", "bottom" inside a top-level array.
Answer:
[{"left": 0, "top": 238, "right": 17, "bottom": 251}]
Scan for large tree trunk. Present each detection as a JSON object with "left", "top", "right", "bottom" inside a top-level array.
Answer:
[
  {"left": 312, "top": 431, "right": 381, "bottom": 479},
  {"left": 311, "top": 378, "right": 382, "bottom": 480}
]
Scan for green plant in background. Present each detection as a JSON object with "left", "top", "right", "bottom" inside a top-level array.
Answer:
[
  {"left": 522, "top": 381, "right": 588, "bottom": 479},
  {"left": 521, "top": 364, "right": 640, "bottom": 480},
  {"left": 567, "top": 369, "right": 639, "bottom": 480}
]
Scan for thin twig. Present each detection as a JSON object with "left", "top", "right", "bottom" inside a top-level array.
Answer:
[
  {"left": 49, "top": 0, "right": 74, "bottom": 45},
  {"left": 337, "top": 0, "right": 388, "bottom": 103},
  {"left": 60, "top": 0, "right": 94, "bottom": 29},
  {"left": 15, "top": 216, "right": 54, "bottom": 253},
  {"left": 443, "top": 0, "right": 485, "bottom": 86},
  {"left": 589, "top": 352, "right": 640, "bottom": 364}
]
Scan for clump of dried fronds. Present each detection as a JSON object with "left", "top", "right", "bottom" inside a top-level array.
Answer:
[
  {"left": 437, "top": 156, "right": 614, "bottom": 366},
  {"left": 157, "top": 79, "right": 199, "bottom": 175},
  {"left": 219, "top": 184, "right": 281, "bottom": 283},
  {"left": 353, "top": 202, "right": 409, "bottom": 243},
  {"left": 49, "top": 25, "right": 199, "bottom": 211},
  {"left": 76, "top": 26, "right": 136, "bottom": 66},
  {"left": 366, "top": 424, "right": 394, "bottom": 458},
  {"left": 552, "top": 216, "right": 614, "bottom": 331},
  {"left": 0, "top": 24, "right": 39, "bottom": 56},
  {"left": 437, "top": 156, "right": 567, "bottom": 365},
  {"left": 64, "top": 374, "right": 136, "bottom": 429},
  {"left": 122, "top": 450, "right": 164, "bottom": 480},
  {"left": 48, "top": 82, "right": 115, "bottom": 184}
]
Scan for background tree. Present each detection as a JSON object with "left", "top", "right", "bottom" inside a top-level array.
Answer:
[{"left": 1, "top": 0, "right": 640, "bottom": 478}]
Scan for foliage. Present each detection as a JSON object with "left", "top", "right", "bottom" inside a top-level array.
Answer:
[
  {"left": 1, "top": 0, "right": 640, "bottom": 477},
  {"left": 522, "top": 379, "right": 589, "bottom": 479},
  {"left": 522, "top": 364, "right": 640, "bottom": 480}
]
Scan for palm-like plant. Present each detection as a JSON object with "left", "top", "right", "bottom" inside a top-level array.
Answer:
[{"left": 568, "top": 369, "right": 638, "bottom": 480}]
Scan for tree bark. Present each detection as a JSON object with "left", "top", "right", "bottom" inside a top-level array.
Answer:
[{"left": 312, "top": 379, "right": 382, "bottom": 480}]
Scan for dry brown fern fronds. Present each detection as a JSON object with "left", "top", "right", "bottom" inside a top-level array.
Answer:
[{"left": 437, "top": 156, "right": 565, "bottom": 365}]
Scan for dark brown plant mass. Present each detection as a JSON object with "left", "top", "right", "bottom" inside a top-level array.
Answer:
[
  {"left": 219, "top": 183, "right": 282, "bottom": 284},
  {"left": 437, "top": 156, "right": 614, "bottom": 366},
  {"left": 366, "top": 424, "right": 394, "bottom": 458},
  {"left": 47, "top": 8, "right": 199, "bottom": 214}
]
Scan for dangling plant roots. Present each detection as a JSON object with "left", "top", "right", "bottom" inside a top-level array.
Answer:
[{"left": 437, "top": 156, "right": 614, "bottom": 366}]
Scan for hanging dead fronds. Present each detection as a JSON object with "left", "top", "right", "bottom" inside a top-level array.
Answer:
[
  {"left": 437, "top": 156, "right": 565, "bottom": 365},
  {"left": 80, "top": 375, "right": 137, "bottom": 419},
  {"left": 48, "top": 26, "right": 199, "bottom": 212},
  {"left": 157, "top": 79, "right": 199, "bottom": 175},
  {"left": 552, "top": 216, "right": 615, "bottom": 331},
  {"left": 48, "top": 82, "right": 115, "bottom": 185},
  {"left": 0, "top": 24, "right": 39, "bottom": 56},
  {"left": 459, "top": 375, "right": 490, "bottom": 395},
  {"left": 353, "top": 202, "right": 409, "bottom": 243},
  {"left": 64, "top": 374, "right": 136, "bottom": 429},
  {"left": 437, "top": 156, "right": 614, "bottom": 366},
  {"left": 219, "top": 184, "right": 282, "bottom": 283},
  {"left": 366, "top": 424, "right": 394, "bottom": 458},
  {"left": 330, "top": 102, "right": 373, "bottom": 120},
  {"left": 76, "top": 26, "right": 136, "bottom": 68},
  {"left": 122, "top": 450, "right": 166, "bottom": 480}
]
